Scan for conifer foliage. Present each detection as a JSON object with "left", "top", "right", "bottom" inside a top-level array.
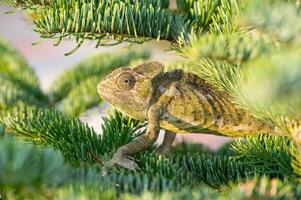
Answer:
[{"left": 1, "top": 0, "right": 301, "bottom": 199}]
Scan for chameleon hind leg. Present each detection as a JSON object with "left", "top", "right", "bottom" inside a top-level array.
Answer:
[{"left": 156, "top": 131, "right": 176, "bottom": 155}]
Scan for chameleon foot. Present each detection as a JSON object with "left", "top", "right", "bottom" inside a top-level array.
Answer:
[{"left": 107, "top": 155, "right": 139, "bottom": 171}]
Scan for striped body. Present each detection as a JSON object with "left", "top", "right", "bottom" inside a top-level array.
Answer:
[
  {"left": 155, "top": 71, "right": 274, "bottom": 136},
  {"left": 98, "top": 63, "right": 275, "bottom": 137}
]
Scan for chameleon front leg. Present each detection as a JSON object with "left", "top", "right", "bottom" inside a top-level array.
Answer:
[
  {"left": 107, "top": 105, "right": 162, "bottom": 171},
  {"left": 156, "top": 131, "right": 176, "bottom": 155},
  {"left": 107, "top": 83, "right": 178, "bottom": 170}
]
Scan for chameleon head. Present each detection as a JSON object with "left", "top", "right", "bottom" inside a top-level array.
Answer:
[{"left": 97, "top": 61, "right": 164, "bottom": 120}]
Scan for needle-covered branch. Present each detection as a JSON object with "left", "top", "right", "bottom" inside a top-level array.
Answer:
[{"left": 4, "top": 0, "right": 241, "bottom": 53}]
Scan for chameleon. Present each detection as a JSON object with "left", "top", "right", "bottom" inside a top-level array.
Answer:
[{"left": 97, "top": 61, "right": 278, "bottom": 170}]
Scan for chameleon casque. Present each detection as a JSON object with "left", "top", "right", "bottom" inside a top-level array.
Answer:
[{"left": 97, "top": 61, "right": 276, "bottom": 170}]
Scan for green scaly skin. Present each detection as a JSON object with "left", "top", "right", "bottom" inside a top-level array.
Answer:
[{"left": 97, "top": 61, "right": 277, "bottom": 170}]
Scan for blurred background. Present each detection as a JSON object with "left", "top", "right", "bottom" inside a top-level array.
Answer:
[{"left": 0, "top": 3, "right": 230, "bottom": 150}]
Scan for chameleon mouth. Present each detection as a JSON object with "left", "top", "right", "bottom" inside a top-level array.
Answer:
[
  {"left": 97, "top": 82, "right": 119, "bottom": 105},
  {"left": 97, "top": 82, "right": 109, "bottom": 100}
]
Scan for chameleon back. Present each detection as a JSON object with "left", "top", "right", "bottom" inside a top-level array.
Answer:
[{"left": 156, "top": 70, "right": 275, "bottom": 136}]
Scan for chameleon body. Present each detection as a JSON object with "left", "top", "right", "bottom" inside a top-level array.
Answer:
[{"left": 97, "top": 61, "right": 276, "bottom": 170}]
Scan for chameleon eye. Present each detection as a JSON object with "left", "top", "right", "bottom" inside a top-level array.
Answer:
[{"left": 116, "top": 73, "right": 136, "bottom": 90}]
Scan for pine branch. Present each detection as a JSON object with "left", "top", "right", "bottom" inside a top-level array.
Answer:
[
  {"left": 1, "top": 110, "right": 297, "bottom": 197},
  {"left": 0, "top": 137, "right": 184, "bottom": 197},
  {"left": 0, "top": 138, "right": 65, "bottom": 192},
  {"left": 1, "top": 107, "right": 264, "bottom": 191},
  {"left": 0, "top": 74, "right": 48, "bottom": 109},
  {"left": 181, "top": 33, "right": 276, "bottom": 64},
  {"left": 176, "top": 0, "right": 197, "bottom": 12},
  {"left": 237, "top": 49, "right": 301, "bottom": 123},
  {"left": 188, "top": 0, "right": 240, "bottom": 33},
  {"left": 0, "top": 136, "right": 185, "bottom": 197},
  {"left": 1, "top": 108, "right": 144, "bottom": 166},
  {"left": 5, "top": 0, "right": 242, "bottom": 53},
  {"left": 239, "top": 0, "right": 301, "bottom": 44},
  {"left": 61, "top": 167, "right": 187, "bottom": 195},
  {"left": 5, "top": 0, "right": 170, "bottom": 9},
  {"left": 176, "top": 0, "right": 241, "bottom": 34},
  {"left": 67, "top": 148, "right": 257, "bottom": 193},
  {"left": 137, "top": 151, "right": 196, "bottom": 186},
  {"left": 101, "top": 111, "right": 145, "bottom": 154},
  {"left": 138, "top": 151, "right": 257, "bottom": 189},
  {"left": 231, "top": 135, "right": 295, "bottom": 179},
  {"left": 225, "top": 177, "right": 301, "bottom": 199},
  {"left": 50, "top": 49, "right": 150, "bottom": 102},
  {"left": 1, "top": 107, "right": 104, "bottom": 166},
  {"left": 207, "top": 0, "right": 241, "bottom": 34},
  {"left": 0, "top": 37, "right": 48, "bottom": 109},
  {"left": 0, "top": 37, "right": 39, "bottom": 88},
  {"left": 177, "top": 153, "right": 256, "bottom": 188},
  {"left": 231, "top": 49, "right": 301, "bottom": 140},
  {"left": 133, "top": 187, "right": 216, "bottom": 199},
  {"left": 123, "top": 178, "right": 301, "bottom": 199},
  {"left": 61, "top": 76, "right": 101, "bottom": 117},
  {"left": 290, "top": 125, "right": 301, "bottom": 181},
  {"left": 227, "top": 0, "right": 301, "bottom": 179},
  {"left": 102, "top": 170, "right": 183, "bottom": 193},
  {"left": 5, "top": 173, "right": 301, "bottom": 199},
  {"left": 6, "top": 0, "right": 192, "bottom": 53}
]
